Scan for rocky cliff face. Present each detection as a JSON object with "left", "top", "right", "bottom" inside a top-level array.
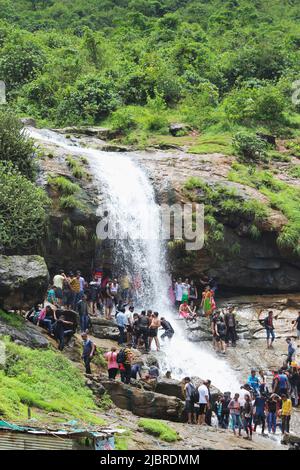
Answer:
[
  {"left": 32, "top": 127, "right": 300, "bottom": 291},
  {"left": 133, "top": 150, "right": 300, "bottom": 293}
]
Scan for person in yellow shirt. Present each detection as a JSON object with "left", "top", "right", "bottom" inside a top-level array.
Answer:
[{"left": 281, "top": 394, "right": 292, "bottom": 434}]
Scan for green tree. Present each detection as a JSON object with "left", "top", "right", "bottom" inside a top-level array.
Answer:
[
  {"left": 0, "top": 109, "right": 36, "bottom": 179},
  {"left": 0, "top": 163, "right": 48, "bottom": 252},
  {"left": 0, "top": 39, "right": 45, "bottom": 91}
]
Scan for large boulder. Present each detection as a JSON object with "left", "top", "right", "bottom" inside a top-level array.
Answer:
[
  {"left": 90, "top": 317, "right": 119, "bottom": 340},
  {"left": 0, "top": 255, "right": 49, "bottom": 310},
  {"left": 101, "top": 380, "right": 184, "bottom": 422},
  {"left": 186, "top": 318, "right": 212, "bottom": 342},
  {"left": 154, "top": 378, "right": 184, "bottom": 400},
  {"left": 0, "top": 317, "right": 49, "bottom": 349}
]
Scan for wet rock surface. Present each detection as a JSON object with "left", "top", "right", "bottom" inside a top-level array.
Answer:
[
  {"left": 31, "top": 129, "right": 300, "bottom": 291},
  {"left": 0, "top": 318, "right": 49, "bottom": 349},
  {"left": 0, "top": 255, "right": 49, "bottom": 310},
  {"left": 90, "top": 317, "right": 119, "bottom": 341}
]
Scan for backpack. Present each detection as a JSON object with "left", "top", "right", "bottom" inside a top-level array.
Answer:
[
  {"left": 190, "top": 386, "right": 199, "bottom": 404},
  {"left": 117, "top": 349, "right": 126, "bottom": 364}
]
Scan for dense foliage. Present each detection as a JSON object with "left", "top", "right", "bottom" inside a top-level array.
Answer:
[
  {"left": 0, "top": 162, "right": 48, "bottom": 252},
  {"left": 0, "top": 109, "right": 36, "bottom": 178},
  {"left": 0, "top": 0, "right": 299, "bottom": 137}
]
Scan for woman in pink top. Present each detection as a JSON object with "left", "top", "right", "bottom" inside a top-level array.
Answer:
[{"left": 104, "top": 347, "right": 119, "bottom": 379}]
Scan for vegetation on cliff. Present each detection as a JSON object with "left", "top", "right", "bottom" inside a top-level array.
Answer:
[{"left": 0, "top": 0, "right": 299, "bottom": 148}]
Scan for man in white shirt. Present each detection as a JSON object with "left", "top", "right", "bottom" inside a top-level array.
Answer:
[
  {"left": 53, "top": 269, "right": 66, "bottom": 306},
  {"left": 175, "top": 278, "right": 183, "bottom": 308},
  {"left": 198, "top": 380, "right": 210, "bottom": 425}
]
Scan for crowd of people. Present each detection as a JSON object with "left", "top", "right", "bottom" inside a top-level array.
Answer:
[
  {"left": 24, "top": 268, "right": 300, "bottom": 439},
  {"left": 183, "top": 364, "right": 299, "bottom": 438}
]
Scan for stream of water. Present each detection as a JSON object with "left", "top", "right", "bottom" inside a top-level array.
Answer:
[{"left": 29, "top": 127, "right": 240, "bottom": 392}]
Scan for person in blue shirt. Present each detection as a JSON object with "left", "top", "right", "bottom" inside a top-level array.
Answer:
[
  {"left": 247, "top": 369, "right": 261, "bottom": 395},
  {"left": 286, "top": 337, "right": 296, "bottom": 366},
  {"left": 254, "top": 393, "right": 267, "bottom": 435},
  {"left": 116, "top": 307, "right": 127, "bottom": 345},
  {"left": 47, "top": 285, "right": 57, "bottom": 305},
  {"left": 81, "top": 332, "right": 95, "bottom": 374}
]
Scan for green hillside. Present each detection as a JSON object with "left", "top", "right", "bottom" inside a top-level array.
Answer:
[{"left": 0, "top": 0, "right": 299, "bottom": 144}]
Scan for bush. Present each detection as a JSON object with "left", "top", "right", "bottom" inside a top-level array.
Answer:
[
  {"left": 0, "top": 39, "right": 45, "bottom": 91},
  {"left": 233, "top": 131, "right": 268, "bottom": 162},
  {"left": 110, "top": 108, "right": 137, "bottom": 134},
  {"left": 0, "top": 163, "right": 48, "bottom": 252},
  {"left": 224, "top": 84, "right": 286, "bottom": 128},
  {"left": 56, "top": 75, "right": 120, "bottom": 125},
  {"left": 0, "top": 109, "right": 36, "bottom": 179}
]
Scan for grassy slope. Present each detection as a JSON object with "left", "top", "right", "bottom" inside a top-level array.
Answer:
[{"left": 0, "top": 336, "right": 108, "bottom": 425}]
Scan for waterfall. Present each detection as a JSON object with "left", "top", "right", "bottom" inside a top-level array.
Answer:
[{"left": 29, "top": 127, "right": 240, "bottom": 392}]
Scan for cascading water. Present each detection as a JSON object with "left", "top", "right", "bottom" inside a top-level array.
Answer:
[{"left": 29, "top": 127, "right": 240, "bottom": 392}]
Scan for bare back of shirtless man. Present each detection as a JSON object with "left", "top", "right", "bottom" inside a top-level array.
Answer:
[{"left": 149, "top": 312, "right": 161, "bottom": 351}]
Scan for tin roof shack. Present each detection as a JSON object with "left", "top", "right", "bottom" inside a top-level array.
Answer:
[{"left": 0, "top": 420, "right": 124, "bottom": 450}]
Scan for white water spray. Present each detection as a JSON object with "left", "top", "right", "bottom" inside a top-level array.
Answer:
[{"left": 29, "top": 128, "right": 240, "bottom": 392}]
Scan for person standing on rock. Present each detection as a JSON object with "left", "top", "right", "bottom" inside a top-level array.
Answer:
[
  {"left": 273, "top": 370, "right": 289, "bottom": 396},
  {"left": 70, "top": 272, "right": 81, "bottom": 311},
  {"left": 189, "top": 280, "right": 198, "bottom": 304},
  {"left": 286, "top": 337, "right": 296, "bottom": 366},
  {"left": 53, "top": 270, "right": 66, "bottom": 306},
  {"left": 201, "top": 286, "right": 215, "bottom": 317},
  {"left": 104, "top": 280, "right": 114, "bottom": 320},
  {"left": 77, "top": 294, "right": 90, "bottom": 332},
  {"left": 198, "top": 380, "right": 210, "bottom": 425},
  {"left": 280, "top": 393, "right": 292, "bottom": 434},
  {"left": 116, "top": 307, "right": 127, "bottom": 346},
  {"left": 110, "top": 278, "right": 120, "bottom": 306},
  {"left": 242, "top": 394, "right": 253, "bottom": 440},
  {"left": 104, "top": 346, "right": 119, "bottom": 380},
  {"left": 253, "top": 392, "right": 267, "bottom": 435},
  {"left": 266, "top": 394, "right": 279, "bottom": 434},
  {"left": 81, "top": 332, "right": 96, "bottom": 375},
  {"left": 139, "top": 310, "right": 150, "bottom": 352},
  {"left": 228, "top": 393, "right": 242, "bottom": 437},
  {"left": 184, "top": 377, "right": 197, "bottom": 425},
  {"left": 260, "top": 310, "right": 275, "bottom": 349},
  {"left": 182, "top": 278, "right": 190, "bottom": 303},
  {"left": 132, "top": 312, "right": 141, "bottom": 348},
  {"left": 123, "top": 343, "right": 134, "bottom": 384},
  {"left": 215, "top": 316, "right": 227, "bottom": 354},
  {"left": 88, "top": 275, "right": 101, "bottom": 316},
  {"left": 175, "top": 278, "right": 184, "bottom": 309},
  {"left": 289, "top": 364, "right": 300, "bottom": 407},
  {"left": 125, "top": 306, "right": 134, "bottom": 344},
  {"left": 224, "top": 307, "right": 237, "bottom": 347},
  {"left": 149, "top": 312, "right": 161, "bottom": 351}
]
